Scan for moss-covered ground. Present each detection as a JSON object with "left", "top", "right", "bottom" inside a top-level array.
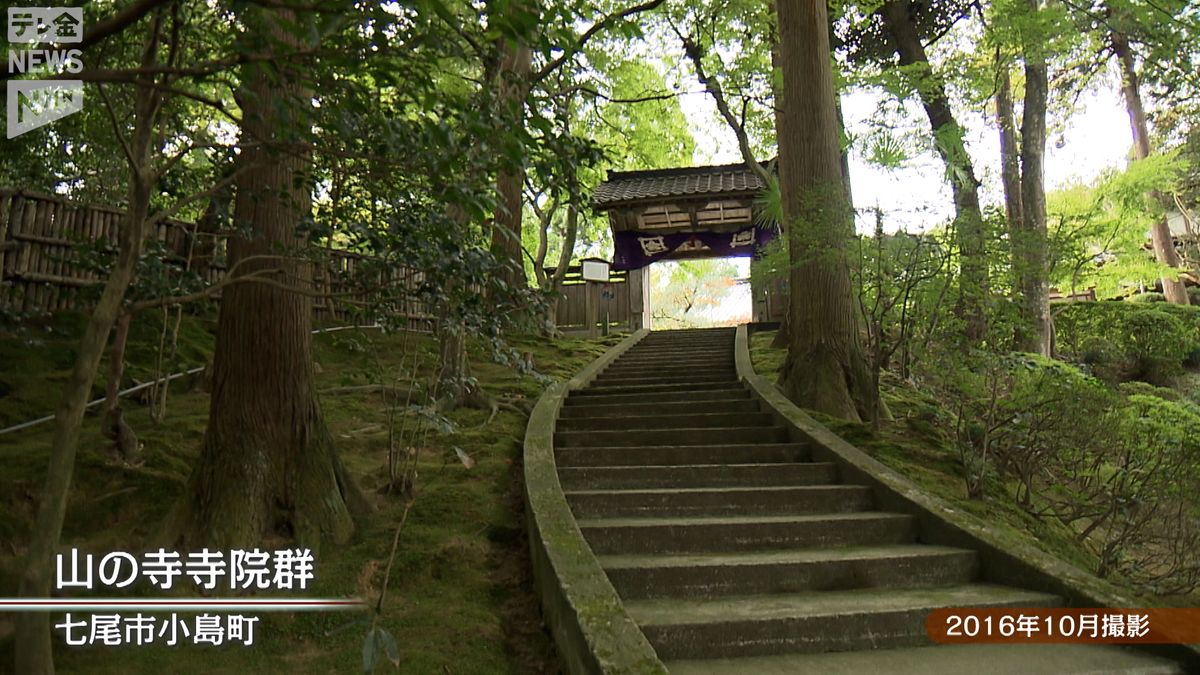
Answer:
[{"left": 0, "top": 310, "right": 620, "bottom": 673}]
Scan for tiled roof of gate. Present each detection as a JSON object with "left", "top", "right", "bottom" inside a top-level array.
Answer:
[{"left": 592, "top": 162, "right": 769, "bottom": 208}]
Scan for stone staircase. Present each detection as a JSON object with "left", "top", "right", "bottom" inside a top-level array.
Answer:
[{"left": 554, "top": 327, "right": 1179, "bottom": 673}]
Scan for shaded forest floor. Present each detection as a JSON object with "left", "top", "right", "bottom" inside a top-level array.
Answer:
[
  {"left": 749, "top": 329, "right": 1200, "bottom": 606},
  {"left": 0, "top": 310, "right": 618, "bottom": 673}
]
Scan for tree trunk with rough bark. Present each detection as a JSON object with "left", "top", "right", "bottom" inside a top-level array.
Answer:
[
  {"left": 1111, "top": 31, "right": 1190, "bottom": 305},
  {"left": 1014, "top": 1, "right": 1053, "bottom": 356},
  {"left": 776, "top": 0, "right": 880, "bottom": 423},
  {"left": 179, "top": 5, "right": 366, "bottom": 550},
  {"left": 881, "top": 0, "right": 988, "bottom": 344},
  {"left": 769, "top": 16, "right": 791, "bottom": 349},
  {"left": 490, "top": 36, "right": 532, "bottom": 290}
]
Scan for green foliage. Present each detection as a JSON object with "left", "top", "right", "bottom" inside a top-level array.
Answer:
[
  {"left": 1056, "top": 302, "right": 1200, "bottom": 384},
  {"left": 1046, "top": 153, "right": 1187, "bottom": 299},
  {"left": 584, "top": 58, "right": 696, "bottom": 172},
  {"left": 855, "top": 221, "right": 953, "bottom": 377},
  {"left": 926, "top": 350, "right": 1200, "bottom": 593}
]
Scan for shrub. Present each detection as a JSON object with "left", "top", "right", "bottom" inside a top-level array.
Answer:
[
  {"left": 1087, "top": 394, "right": 1200, "bottom": 592},
  {"left": 943, "top": 352, "right": 1200, "bottom": 593},
  {"left": 945, "top": 353, "right": 1113, "bottom": 504},
  {"left": 1056, "top": 302, "right": 1199, "bottom": 384},
  {"left": 1129, "top": 292, "right": 1166, "bottom": 302},
  {"left": 1116, "top": 380, "right": 1181, "bottom": 401}
]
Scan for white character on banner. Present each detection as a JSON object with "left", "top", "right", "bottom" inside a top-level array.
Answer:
[
  {"left": 194, "top": 614, "right": 225, "bottom": 646},
  {"left": 731, "top": 229, "right": 755, "bottom": 247},
  {"left": 90, "top": 614, "right": 122, "bottom": 646},
  {"left": 125, "top": 614, "right": 157, "bottom": 646},
  {"left": 638, "top": 236, "right": 668, "bottom": 255},
  {"left": 227, "top": 615, "right": 260, "bottom": 646}
]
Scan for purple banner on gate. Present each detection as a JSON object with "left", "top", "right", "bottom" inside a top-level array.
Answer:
[{"left": 611, "top": 225, "right": 777, "bottom": 271}]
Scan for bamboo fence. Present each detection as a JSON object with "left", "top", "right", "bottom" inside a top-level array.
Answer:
[{"left": 0, "top": 188, "right": 432, "bottom": 330}]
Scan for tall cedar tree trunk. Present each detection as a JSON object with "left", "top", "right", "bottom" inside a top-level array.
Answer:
[
  {"left": 996, "top": 68, "right": 1025, "bottom": 234},
  {"left": 1014, "top": 0, "right": 1053, "bottom": 355},
  {"left": 180, "top": 5, "right": 365, "bottom": 549},
  {"left": 1111, "top": 31, "right": 1190, "bottom": 305},
  {"left": 768, "top": 19, "right": 791, "bottom": 348},
  {"left": 776, "top": 0, "right": 880, "bottom": 422},
  {"left": 490, "top": 38, "right": 533, "bottom": 289},
  {"left": 765, "top": 20, "right": 852, "bottom": 350},
  {"left": 14, "top": 18, "right": 162, "bottom": 673},
  {"left": 881, "top": 0, "right": 988, "bottom": 344}
]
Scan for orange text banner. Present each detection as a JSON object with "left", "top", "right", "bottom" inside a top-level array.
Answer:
[{"left": 926, "top": 608, "right": 1200, "bottom": 644}]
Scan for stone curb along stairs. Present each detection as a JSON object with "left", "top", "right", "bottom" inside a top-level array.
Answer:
[{"left": 524, "top": 326, "right": 1197, "bottom": 674}]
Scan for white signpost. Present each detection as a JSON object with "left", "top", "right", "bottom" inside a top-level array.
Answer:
[{"left": 580, "top": 258, "right": 610, "bottom": 337}]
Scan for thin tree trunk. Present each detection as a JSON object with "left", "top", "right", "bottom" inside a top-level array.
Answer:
[
  {"left": 180, "top": 4, "right": 366, "bottom": 550},
  {"left": 1015, "top": 0, "right": 1052, "bottom": 356},
  {"left": 544, "top": 200, "right": 579, "bottom": 335},
  {"left": 996, "top": 67, "right": 1024, "bottom": 232},
  {"left": 14, "top": 16, "right": 163, "bottom": 671},
  {"left": 437, "top": 316, "right": 468, "bottom": 408},
  {"left": 776, "top": 0, "right": 880, "bottom": 423},
  {"left": 1111, "top": 31, "right": 1190, "bottom": 305},
  {"left": 103, "top": 311, "right": 133, "bottom": 420},
  {"left": 490, "top": 36, "right": 532, "bottom": 289},
  {"left": 102, "top": 310, "right": 140, "bottom": 462},
  {"left": 881, "top": 0, "right": 988, "bottom": 344}
]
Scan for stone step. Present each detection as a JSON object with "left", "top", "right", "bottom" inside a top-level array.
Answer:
[
  {"left": 566, "top": 480, "right": 868, "bottom": 516},
  {"left": 557, "top": 412, "right": 775, "bottom": 432},
  {"left": 590, "top": 373, "right": 738, "bottom": 388},
  {"left": 566, "top": 485, "right": 873, "bottom": 519},
  {"left": 639, "top": 334, "right": 733, "bottom": 342},
  {"left": 638, "top": 332, "right": 730, "bottom": 338},
  {"left": 643, "top": 330, "right": 732, "bottom": 337},
  {"left": 613, "top": 354, "right": 733, "bottom": 367},
  {"left": 666, "top": 643, "right": 1183, "bottom": 675},
  {"left": 622, "top": 343, "right": 730, "bottom": 352},
  {"left": 578, "top": 512, "right": 917, "bottom": 555},
  {"left": 556, "top": 426, "right": 790, "bottom": 448},
  {"left": 559, "top": 462, "right": 836, "bottom": 490},
  {"left": 622, "top": 343, "right": 732, "bottom": 352},
  {"left": 556, "top": 443, "right": 810, "bottom": 467},
  {"left": 599, "top": 545, "right": 979, "bottom": 600},
  {"left": 626, "top": 584, "right": 1060, "bottom": 660},
  {"left": 638, "top": 338, "right": 729, "bottom": 343},
  {"left": 575, "top": 381, "right": 745, "bottom": 397},
  {"left": 624, "top": 338, "right": 724, "bottom": 348},
  {"left": 602, "top": 361, "right": 734, "bottom": 370},
  {"left": 558, "top": 398, "right": 761, "bottom": 418},
  {"left": 561, "top": 388, "right": 752, "bottom": 407},
  {"left": 558, "top": 462, "right": 837, "bottom": 490},
  {"left": 599, "top": 364, "right": 736, "bottom": 378}
]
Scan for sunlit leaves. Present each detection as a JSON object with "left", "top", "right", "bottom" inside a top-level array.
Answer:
[{"left": 1046, "top": 151, "right": 1186, "bottom": 297}]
